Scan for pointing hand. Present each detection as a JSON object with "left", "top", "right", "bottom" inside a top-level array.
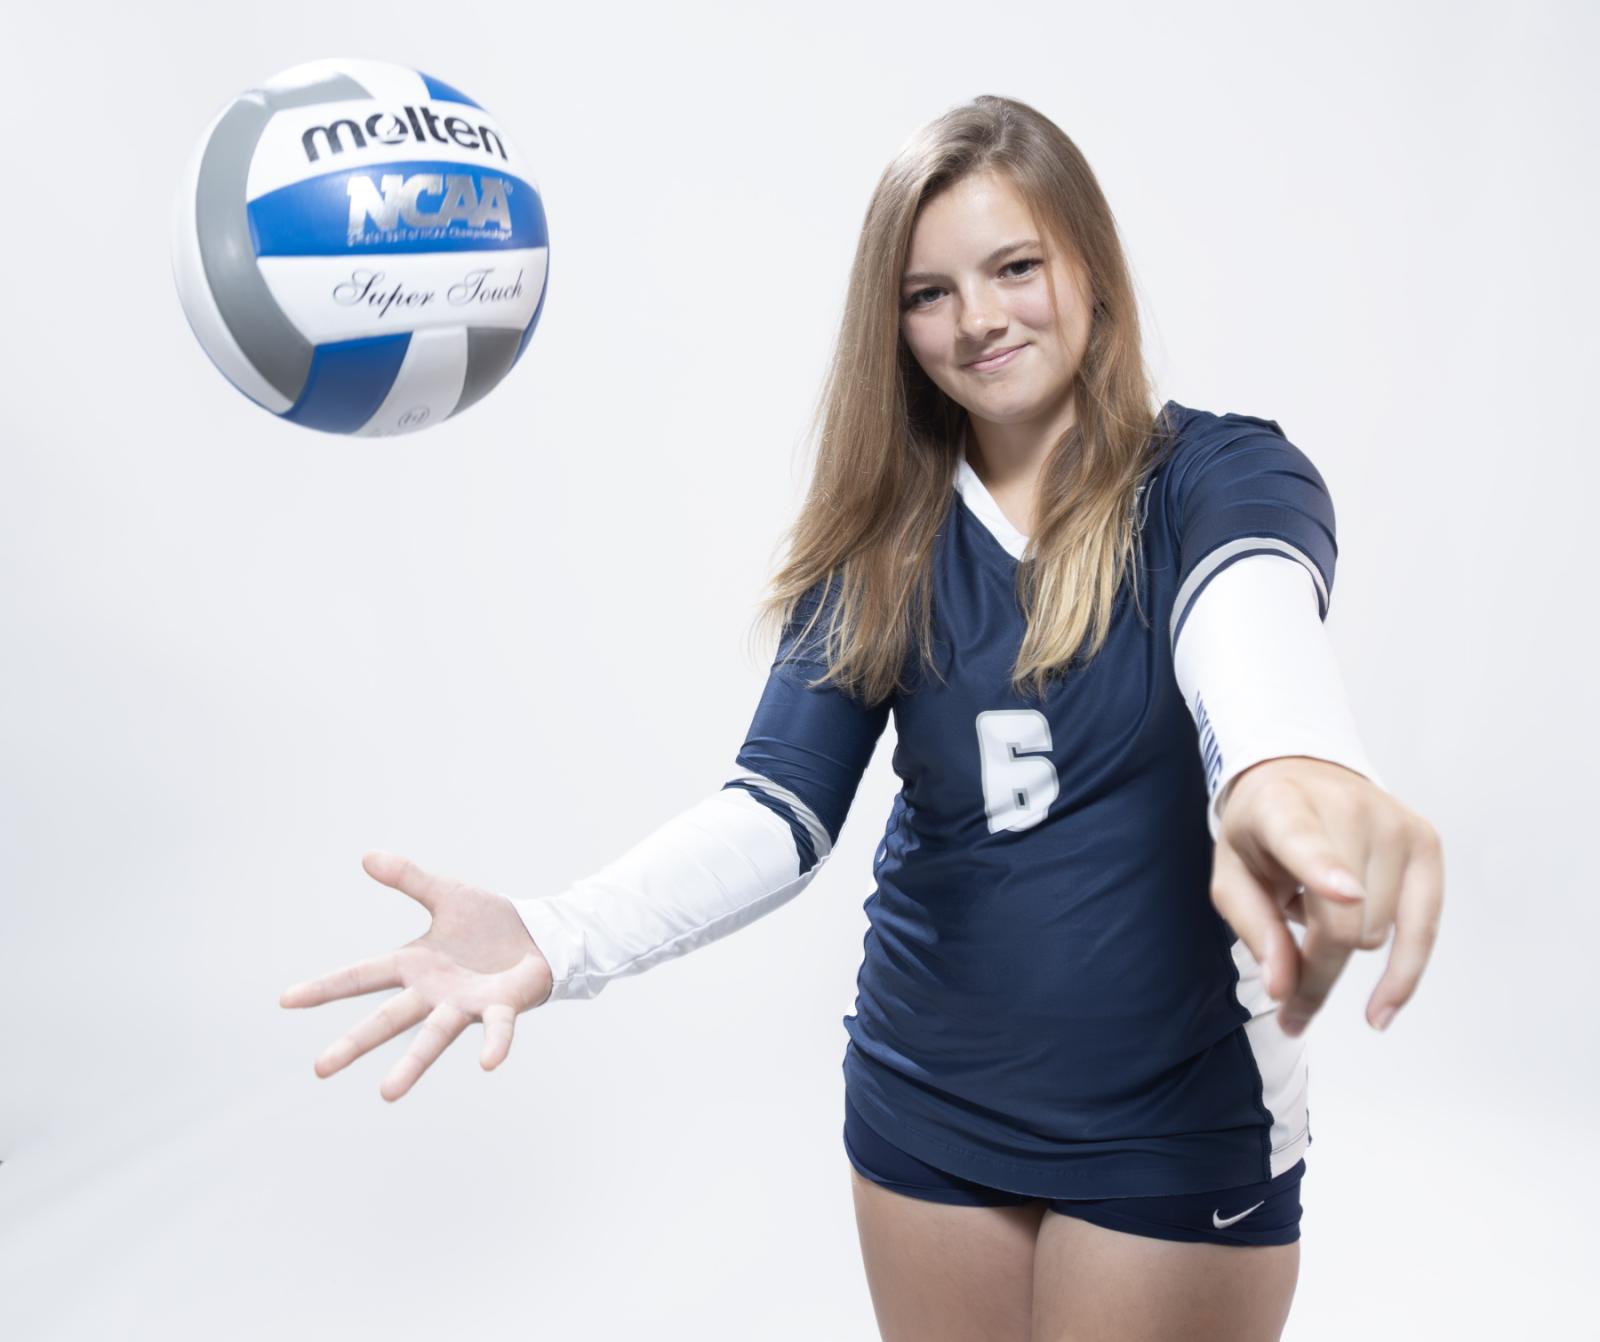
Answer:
[{"left": 1209, "top": 756, "right": 1445, "bottom": 1038}]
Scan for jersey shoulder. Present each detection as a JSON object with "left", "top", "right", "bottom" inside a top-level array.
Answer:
[
  {"left": 1150, "top": 399, "right": 1338, "bottom": 625},
  {"left": 1149, "top": 400, "right": 1294, "bottom": 496},
  {"left": 1149, "top": 401, "right": 1331, "bottom": 530}
]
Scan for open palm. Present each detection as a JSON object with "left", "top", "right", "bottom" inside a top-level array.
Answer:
[{"left": 279, "top": 851, "right": 553, "bottom": 1101}]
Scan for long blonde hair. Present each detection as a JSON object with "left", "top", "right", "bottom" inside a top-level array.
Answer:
[{"left": 749, "top": 94, "right": 1177, "bottom": 705}]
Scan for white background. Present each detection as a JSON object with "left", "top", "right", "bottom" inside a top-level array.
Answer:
[{"left": 2, "top": 2, "right": 1594, "bottom": 1338}]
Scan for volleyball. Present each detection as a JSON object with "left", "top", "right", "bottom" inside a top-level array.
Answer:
[{"left": 171, "top": 58, "right": 549, "bottom": 436}]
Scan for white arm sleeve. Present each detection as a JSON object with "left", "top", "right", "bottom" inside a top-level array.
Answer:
[
  {"left": 1173, "top": 552, "right": 1384, "bottom": 840},
  {"left": 506, "top": 771, "right": 832, "bottom": 1002}
]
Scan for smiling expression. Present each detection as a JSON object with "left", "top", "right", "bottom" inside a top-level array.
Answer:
[{"left": 899, "top": 169, "right": 1093, "bottom": 432}]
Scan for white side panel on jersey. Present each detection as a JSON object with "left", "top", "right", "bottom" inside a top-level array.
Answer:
[
  {"left": 353, "top": 325, "right": 468, "bottom": 437},
  {"left": 254, "top": 247, "right": 547, "bottom": 343},
  {"left": 1229, "top": 937, "right": 1312, "bottom": 1178},
  {"left": 170, "top": 105, "right": 295, "bottom": 415},
  {"left": 260, "top": 58, "right": 432, "bottom": 107},
  {"left": 245, "top": 98, "right": 532, "bottom": 200}
]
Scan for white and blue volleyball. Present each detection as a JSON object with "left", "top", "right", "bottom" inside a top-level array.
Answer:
[{"left": 172, "top": 58, "right": 548, "bottom": 436}]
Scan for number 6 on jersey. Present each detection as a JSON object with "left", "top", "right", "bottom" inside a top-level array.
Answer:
[{"left": 977, "top": 709, "right": 1059, "bottom": 834}]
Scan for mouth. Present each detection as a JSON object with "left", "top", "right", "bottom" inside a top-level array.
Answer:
[{"left": 965, "top": 343, "right": 1027, "bottom": 371}]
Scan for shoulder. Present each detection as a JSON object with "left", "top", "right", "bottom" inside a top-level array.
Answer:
[
  {"left": 777, "top": 573, "right": 842, "bottom": 664},
  {"left": 1152, "top": 400, "right": 1328, "bottom": 514},
  {"left": 1157, "top": 399, "right": 1294, "bottom": 468}
]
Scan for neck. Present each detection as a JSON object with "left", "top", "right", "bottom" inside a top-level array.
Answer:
[{"left": 963, "top": 391, "right": 1079, "bottom": 508}]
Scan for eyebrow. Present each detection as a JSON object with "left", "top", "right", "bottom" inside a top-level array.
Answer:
[{"left": 902, "top": 239, "right": 1040, "bottom": 287}]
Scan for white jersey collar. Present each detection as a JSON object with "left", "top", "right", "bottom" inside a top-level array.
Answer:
[{"left": 953, "top": 422, "right": 1030, "bottom": 561}]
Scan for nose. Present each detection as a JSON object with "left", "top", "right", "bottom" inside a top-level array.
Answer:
[{"left": 956, "top": 292, "right": 1008, "bottom": 344}]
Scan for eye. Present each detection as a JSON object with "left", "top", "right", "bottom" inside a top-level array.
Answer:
[{"left": 901, "top": 258, "right": 1042, "bottom": 311}]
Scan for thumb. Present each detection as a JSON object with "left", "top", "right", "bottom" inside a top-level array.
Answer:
[
  {"left": 1212, "top": 841, "right": 1301, "bottom": 1003},
  {"left": 361, "top": 850, "right": 442, "bottom": 915}
]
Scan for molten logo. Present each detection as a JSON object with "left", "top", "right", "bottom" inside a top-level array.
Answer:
[
  {"left": 347, "top": 173, "right": 512, "bottom": 235},
  {"left": 302, "top": 105, "right": 508, "bottom": 163}
]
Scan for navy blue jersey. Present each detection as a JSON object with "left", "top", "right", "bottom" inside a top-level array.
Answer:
[{"left": 728, "top": 400, "right": 1338, "bottom": 1199}]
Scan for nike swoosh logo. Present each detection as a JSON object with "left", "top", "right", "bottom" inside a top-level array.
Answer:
[{"left": 1212, "top": 1199, "right": 1266, "bottom": 1229}]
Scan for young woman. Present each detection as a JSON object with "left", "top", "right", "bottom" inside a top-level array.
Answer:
[{"left": 282, "top": 95, "right": 1445, "bottom": 1342}]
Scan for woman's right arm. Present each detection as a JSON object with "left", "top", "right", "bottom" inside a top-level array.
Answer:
[
  {"left": 280, "top": 585, "right": 892, "bottom": 1098},
  {"left": 510, "top": 594, "right": 892, "bottom": 1004}
]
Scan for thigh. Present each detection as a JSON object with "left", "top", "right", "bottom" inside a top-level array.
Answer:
[
  {"left": 850, "top": 1165, "right": 1047, "bottom": 1342},
  {"left": 845, "top": 1095, "right": 1047, "bottom": 1342},
  {"left": 1031, "top": 1214, "right": 1299, "bottom": 1342}
]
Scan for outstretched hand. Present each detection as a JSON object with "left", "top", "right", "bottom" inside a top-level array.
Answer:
[
  {"left": 1210, "top": 756, "right": 1444, "bottom": 1038},
  {"left": 279, "top": 852, "right": 553, "bottom": 1101}
]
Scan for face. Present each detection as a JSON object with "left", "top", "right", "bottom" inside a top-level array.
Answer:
[{"left": 899, "top": 170, "right": 1093, "bottom": 438}]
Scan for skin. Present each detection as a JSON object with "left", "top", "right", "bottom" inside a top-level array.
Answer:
[
  {"left": 855, "top": 168, "right": 1447, "bottom": 1341},
  {"left": 281, "top": 164, "right": 1445, "bottom": 1342},
  {"left": 279, "top": 852, "right": 550, "bottom": 1102},
  {"left": 898, "top": 167, "right": 1094, "bottom": 535}
]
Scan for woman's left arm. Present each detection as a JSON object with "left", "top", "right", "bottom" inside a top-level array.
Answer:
[{"left": 1175, "top": 553, "right": 1445, "bottom": 1040}]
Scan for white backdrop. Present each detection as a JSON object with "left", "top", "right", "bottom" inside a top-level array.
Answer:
[{"left": 2, "top": 2, "right": 1594, "bottom": 1338}]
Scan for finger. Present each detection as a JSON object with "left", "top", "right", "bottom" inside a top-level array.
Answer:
[
  {"left": 1285, "top": 821, "right": 1412, "bottom": 1032},
  {"left": 480, "top": 1003, "right": 517, "bottom": 1071},
  {"left": 380, "top": 1002, "right": 471, "bottom": 1102},
  {"left": 361, "top": 850, "right": 449, "bottom": 915},
  {"left": 1277, "top": 798, "right": 1404, "bottom": 1034},
  {"left": 281, "top": 951, "right": 403, "bottom": 1008},
  {"left": 1211, "top": 841, "right": 1301, "bottom": 1004},
  {"left": 314, "top": 987, "right": 429, "bottom": 1078},
  {"left": 1235, "top": 790, "right": 1369, "bottom": 910},
  {"left": 1344, "top": 803, "right": 1411, "bottom": 951},
  {"left": 1280, "top": 913, "right": 1358, "bottom": 1035},
  {"left": 1365, "top": 833, "right": 1445, "bottom": 1030}
]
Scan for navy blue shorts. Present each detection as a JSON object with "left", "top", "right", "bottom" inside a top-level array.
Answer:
[{"left": 844, "top": 1094, "right": 1303, "bottom": 1247}]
